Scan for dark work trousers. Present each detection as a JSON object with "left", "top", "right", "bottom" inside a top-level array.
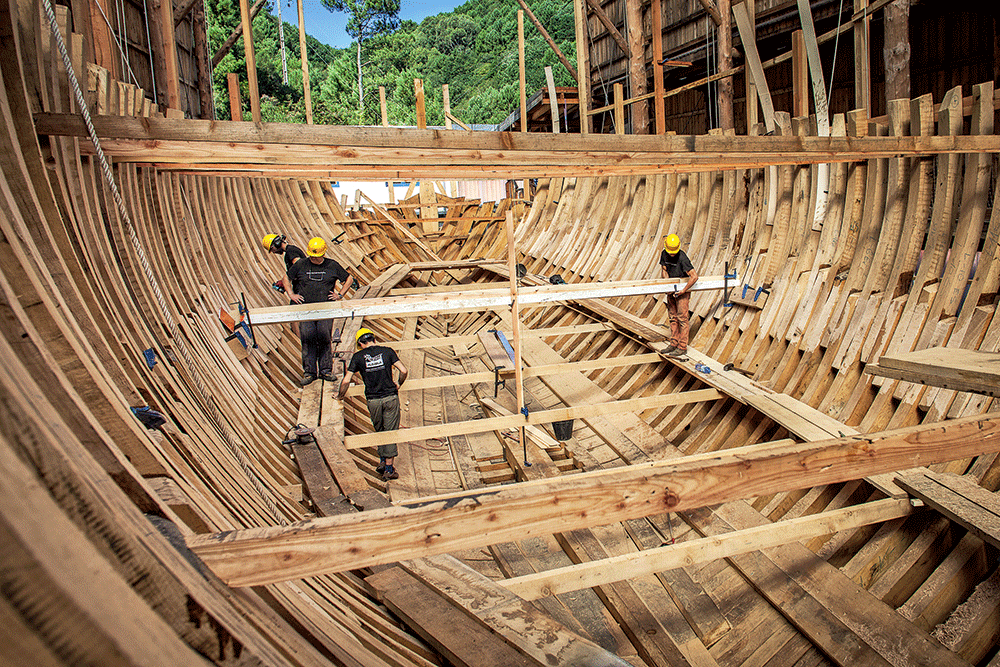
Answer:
[{"left": 299, "top": 318, "right": 333, "bottom": 377}]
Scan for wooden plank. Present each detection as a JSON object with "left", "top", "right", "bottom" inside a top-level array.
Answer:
[
  {"left": 239, "top": 276, "right": 734, "bottom": 325},
  {"left": 291, "top": 440, "right": 353, "bottom": 516},
  {"left": 895, "top": 471, "right": 1000, "bottom": 549},
  {"left": 476, "top": 329, "right": 514, "bottom": 371},
  {"left": 188, "top": 412, "right": 1000, "bottom": 583},
  {"left": 399, "top": 556, "right": 634, "bottom": 666},
  {"left": 343, "top": 389, "right": 722, "bottom": 449},
  {"left": 501, "top": 498, "right": 918, "bottom": 599},
  {"left": 867, "top": 347, "right": 1000, "bottom": 397},
  {"left": 366, "top": 567, "right": 539, "bottom": 667}
]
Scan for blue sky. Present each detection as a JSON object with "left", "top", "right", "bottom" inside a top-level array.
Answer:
[{"left": 272, "top": 0, "right": 466, "bottom": 49}]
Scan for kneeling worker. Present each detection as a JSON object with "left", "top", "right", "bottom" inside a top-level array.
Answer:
[
  {"left": 338, "top": 328, "right": 408, "bottom": 481},
  {"left": 285, "top": 237, "right": 353, "bottom": 385}
]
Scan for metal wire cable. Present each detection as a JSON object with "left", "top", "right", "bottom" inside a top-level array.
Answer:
[{"left": 41, "top": 0, "right": 289, "bottom": 527}]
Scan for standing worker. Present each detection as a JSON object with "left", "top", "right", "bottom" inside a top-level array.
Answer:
[
  {"left": 659, "top": 234, "right": 698, "bottom": 358},
  {"left": 262, "top": 233, "right": 306, "bottom": 337},
  {"left": 338, "top": 328, "right": 408, "bottom": 481},
  {"left": 285, "top": 237, "right": 353, "bottom": 385}
]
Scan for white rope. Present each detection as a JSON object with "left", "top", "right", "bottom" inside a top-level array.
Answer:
[{"left": 41, "top": 0, "right": 288, "bottom": 527}]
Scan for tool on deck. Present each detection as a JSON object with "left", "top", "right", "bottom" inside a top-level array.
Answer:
[
  {"left": 723, "top": 362, "right": 754, "bottom": 376},
  {"left": 271, "top": 280, "right": 285, "bottom": 293},
  {"left": 281, "top": 424, "right": 316, "bottom": 454},
  {"left": 239, "top": 292, "right": 258, "bottom": 349},
  {"left": 723, "top": 262, "right": 737, "bottom": 308}
]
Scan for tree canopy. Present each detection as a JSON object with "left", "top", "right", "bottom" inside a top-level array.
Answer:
[{"left": 205, "top": 0, "right": 577, "bottom": 126}]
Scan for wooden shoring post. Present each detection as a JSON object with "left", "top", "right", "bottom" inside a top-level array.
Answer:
[
  {"left": 174, "top": 0, "right": 198, "bottom": 25},
  {"left": 718, "top": 0, "right": 734, "bottom": 129},
  {"left": 379, "top": 86, "right": 388, "bottom": 126},
  {"left": 193, "top": 0, "right": 213, "bottom": 118},
  {"left": 514, "top": 0, "right": 577, "bottom": 81},
  {"left": 585, "top": 0, "right": 629, "bottom": 55},
  {"left": 573, "top": 0, "right": 591, "bottom": 133},
  {"left": 414, "top": 78, "right": 426, "bottom": 129},
  {"left": 745, "top": 0, "right": 758, "bottom": 129},
  {"left": 211, "top": 0, "right": 265, "bottom": 67},
  {"left": 505, "top": 210, "right": 527, "bottom": 471},
  {"left": 238, "top": 0, "right": 261, "bottom": 122},
  {"left": 614, "top": 82, "right": 625, "bottom": 134},
  {"left": 651, "top": 0, "right": 665, "bottom": 134},
  {"left": 297, "top": 0, "right": 313, "bottom": 124},
  {"left": 157, "top": 0, "right": 182, "bottom": 110},
  {"left": 795, "top": 0, "right": 831, "bottom": 228},
  {"left": 732, "top": 2, "right": 775, "bottom": 132},
  {"left": 853, "top": 0, "right": 871, "bottom": 116},
  {"left": 442, "top": 84, "right": 452, "bottom": 129},
  {"left": 883, "top": 0, "right": 910, "bottom": 103},
  {"left": 792, "top": 30, "right": 808, "bottom": 117},
  {"left": 624, "top": 0, "right": 648, "bottom": 133},
  {"left": 544, "top": 66, "right": 560, "bottom": 133},
  {"left": 518, "top": 10, "right": 527, "bottom": 133},
  {"left": 226, "top": 72, "right": 241, "bottom": 121}
]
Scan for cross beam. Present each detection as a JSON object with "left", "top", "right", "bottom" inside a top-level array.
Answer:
[{"left": 186, "top": 412, "right": 1000, "bottom": 585}]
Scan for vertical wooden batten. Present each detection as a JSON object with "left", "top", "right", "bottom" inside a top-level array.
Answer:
[
  {"left": 297, "top": 0, "right": 312, "bottom": 124},
  {"left": 573, "top": 0, "right": 591, "bottom": 133},
  {"left": 651, "top": 0, "right": 665, "bottom": 134},
  {"left": 226, "top": 71, "right": 241, "bottom": 121},
  {"left": 238, "top": 0, "right": 261, "bottom": 122},
  {"left": 518, "top": 9, "right": 527, "bottom": 133}
]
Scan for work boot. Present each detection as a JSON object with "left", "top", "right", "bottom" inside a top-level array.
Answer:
[
  {"left": 319, "top": 373, "right": 337, "bottom": 383},
  {"left": 662, "top": 344, "right": 677, "bottom": 355},
  {"left": 666, "top": 347, "right": 687, "bottom": 358},
  {"left": 376, "top": 457, "right": 386, "bottom": 475},
  {"left": 300, "top": 374, "right": 316, "bottom": 386},
  {"left": 382, "top": 466, "right": 399, "bottom": 481}
]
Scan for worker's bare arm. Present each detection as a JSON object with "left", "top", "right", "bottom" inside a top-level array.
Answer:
[{"left": 393, "top": 360, "right": 407, "bottom": 388}]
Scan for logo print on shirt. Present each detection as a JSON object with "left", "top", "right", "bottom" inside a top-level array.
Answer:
[{"left": 364, "top": 353, "right": 385, "bottom": 370}]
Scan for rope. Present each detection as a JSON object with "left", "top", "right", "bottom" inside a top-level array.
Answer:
[{"left": 41, "top": 0, "right": 288, "bottom": 527}]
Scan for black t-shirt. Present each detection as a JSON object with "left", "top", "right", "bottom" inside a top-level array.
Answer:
[
  {"left": 348, "top": 345, "right": 400, "bottom": 399},
  {"left": 286, "top": 257, "right": 350, "bottom": 303},
  {"left": 659, "top": 249, "right": 695, "bottom": 279},
  {"left": 283, "top": 244, "right": 306, "bottom": 273}
]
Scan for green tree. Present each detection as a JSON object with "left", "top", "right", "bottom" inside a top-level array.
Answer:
[{"left": 321, "top": 0, "right": 400, "bottom": 117}]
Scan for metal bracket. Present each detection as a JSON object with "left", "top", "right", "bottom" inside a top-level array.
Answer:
[{"left": 493, "top": 366, "right": 505, "bottom": 397}]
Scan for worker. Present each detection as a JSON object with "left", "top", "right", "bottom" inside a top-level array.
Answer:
[
  {"left": 659, "top": 233, "right": 698, "bottom": 358},
  {"left": 338, "top": 328, "right": 408, "bottom": 481},
  {"left": 263, "top": 233, "right": 306, "bottom": 337},
  {"left": 285, "top": 237, "right": 353, "bottom": 385}
]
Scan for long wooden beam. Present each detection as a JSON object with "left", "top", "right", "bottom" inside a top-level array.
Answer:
[
  {"left": 239, "top": 276, "right": 734, "bottom": 325},
  {"left": 343, "top": 388, "right": 722, "bottom": 449},
  {"left": 187, "top": 413, "right": 1000, "bottom": 585},
  {"left": 503, "top": 497, "right": 920, "bottom": 599},
  {"left": 33, "top": 114, "right": 1000, "bottom": 158}
]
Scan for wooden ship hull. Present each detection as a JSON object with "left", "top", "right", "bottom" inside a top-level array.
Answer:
[{"left": 3, "top": 0, "right": 1000, "bottom": 665}]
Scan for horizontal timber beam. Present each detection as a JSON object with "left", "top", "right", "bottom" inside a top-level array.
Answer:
[
  {"left": 502, "top": 498, "right": 921, "bottom": 599},
  {"left": 186, "top": 412, "right": 1000, "bottom": 585},
  {"left": 239, "top": 277, "right": 732, "bottom": 325},
  {"left": 343, "top": 352, "right": 664, "bottom": 396},
  {"left": 32, "top": 114, "right": 1000, "bottom": 178},
  {"left": 343, "top": 388, "right": 722, "bottom": 448}
]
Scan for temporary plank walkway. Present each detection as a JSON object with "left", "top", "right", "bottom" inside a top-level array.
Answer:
[
  {"left": 895, "top": 470, "right": 1000, "bottom": 549},
  {"left": 867, "top": 347, "right": 1000, "bottom": 397}
]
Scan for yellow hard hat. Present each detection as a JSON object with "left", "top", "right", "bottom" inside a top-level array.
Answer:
[
  {"left": 664, "top": 234, "right": 681, "bottom": 254},
  {"left": 306, "top": 237, "right": 327, "bottom": 257},
  {"left": 356, "top": 328, "right": 375, "bottom": 347},
  {"left": 262, "top": 233, "right": 283, "bottom": 251}
]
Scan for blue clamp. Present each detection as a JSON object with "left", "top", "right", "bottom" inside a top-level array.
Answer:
[
  {"left": 725, "top": 269, "right": 737, "bottom": 280},
  {"left": 520, "top": 406, "right": 529, "bottom": 418},
  {"left": 142, "top": 348, "right": 157, "bottom": 369},
  {"left": 694, "top": 362, "right": 711, "bottom": 374},
  {"left": 754, "top": 286, "right": 771, "bottom": 301},
  {"left": 742, "top": 284, "right": 751, "bottom": 298}
]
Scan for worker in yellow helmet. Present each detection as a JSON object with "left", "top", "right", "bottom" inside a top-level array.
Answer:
[
  {"left": 338, "top": 328, "right": 408, "bottom": 481},
  {"left": 262, "top": 233, "right": 306, "bottom": 337},
  {"left": 659, "top": 234, "right": 698, "bottom": 358},
  {"left": 285, "top": 237, "right": 354, "bottom": 385}
]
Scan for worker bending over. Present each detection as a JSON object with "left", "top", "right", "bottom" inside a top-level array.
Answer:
[
  {"left": 263, "top": 233, "right": 306, "bottom": 336},
  {"left": 338, "top": 328, "right": 408, "bottom": 481},
  {"left": 285, "top": 237, "right": 353, "bottom": 385},
  {"left": 659, "top": 234, "right": 698, "bottom": 358}
]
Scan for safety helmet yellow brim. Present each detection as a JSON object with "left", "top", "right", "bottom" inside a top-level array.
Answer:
[
  {"left": 664, "top": 233, "right": 681, "bottom": 254},
  {"left": 356, "top": 328, "right": 375, "bottom": 347},
  {"left": 306, "top": 237, "right": 327, "bottom": 257}
]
